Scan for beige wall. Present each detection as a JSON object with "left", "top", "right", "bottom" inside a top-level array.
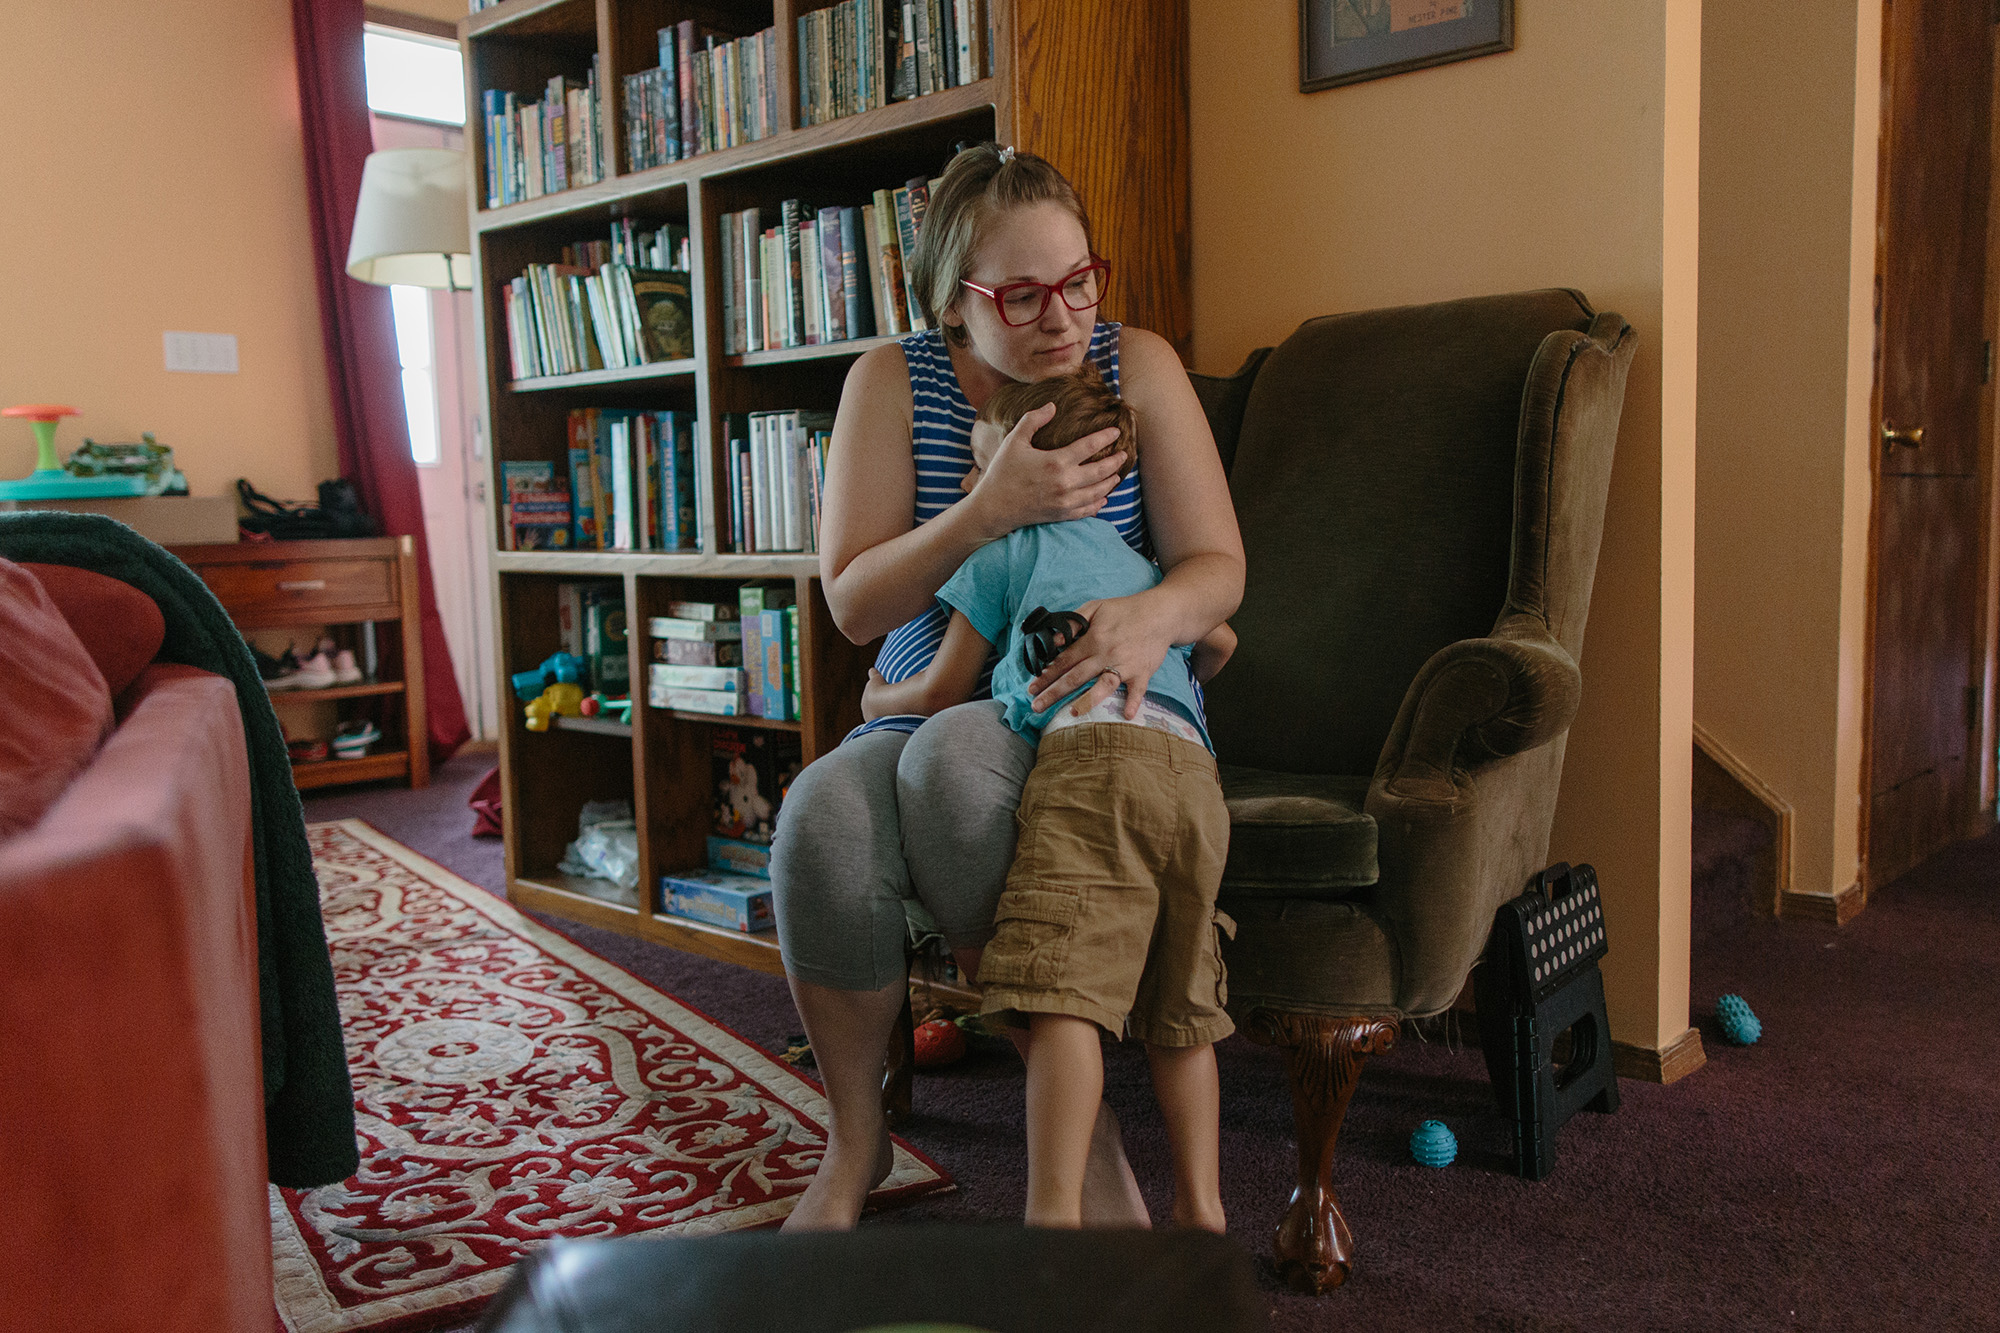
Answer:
[
  {"left": 1694, "top": 1, "right": 1879, "bottom": 902},
  {"left": 0, "top": 0, "right": 336, "bottom": 502},
  {"left": 1189, "top": 0, "right": 1700, "bottom": 1052}
]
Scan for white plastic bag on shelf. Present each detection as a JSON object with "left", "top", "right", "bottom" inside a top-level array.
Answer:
[{"left": 557, "top": 799, "right": 639, "bottom": 891}]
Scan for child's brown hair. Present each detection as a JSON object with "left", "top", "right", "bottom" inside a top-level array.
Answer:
[{"left": 977, "top": 363, "right": 1134, "bottom": 478}]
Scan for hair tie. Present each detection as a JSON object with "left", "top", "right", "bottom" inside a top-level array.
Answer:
[{"left": 997, "top": 145, "right": 1016, "bottom": 165}]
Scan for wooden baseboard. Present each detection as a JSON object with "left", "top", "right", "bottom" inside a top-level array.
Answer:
[
  {"left": 1778, "top": 879, "right": 1866, "bottom": 925},
  {"left": 1692, "top": 722, "right": 1793, "bottom": 913},
  {"left": 1613, "top": 1027, "right": 1706, "bottom": 1085}
]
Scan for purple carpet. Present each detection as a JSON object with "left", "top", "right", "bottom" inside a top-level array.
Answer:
[{"left": 306, "top": 755, "right": 2000, "bottom": 1331}]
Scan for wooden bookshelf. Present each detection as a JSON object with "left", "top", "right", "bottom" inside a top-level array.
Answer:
[{"left": 464, "top": 0, "right": 1188, "bottom": 964}]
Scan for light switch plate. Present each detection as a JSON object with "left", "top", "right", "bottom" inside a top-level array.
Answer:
[{"left": 163, "top": 331, "right": 239, "bottom": 374}]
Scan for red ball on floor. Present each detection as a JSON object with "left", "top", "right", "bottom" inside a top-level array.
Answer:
[{"left": 913, "top": 1017, "right": 967, "bottom": 1069}]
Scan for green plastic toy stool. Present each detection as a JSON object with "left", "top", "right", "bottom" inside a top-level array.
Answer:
[{"left": 1, "top": 404, "right": 149, "bottom": 500}]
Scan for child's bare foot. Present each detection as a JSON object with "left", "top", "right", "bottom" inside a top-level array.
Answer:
[
  {"left": 782, "top": 1126, "right": 893, "bottom": 1231},
  {"left": 1080, "top": 1101, "right": 1152, "bottom": 1227}
]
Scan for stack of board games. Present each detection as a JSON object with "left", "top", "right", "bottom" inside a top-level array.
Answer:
[
  {"left": 647, "top": 600, "right": 744, "bottom": 714},
  {"left": 657, "top": 725, "right": 802, "bottom": 931}
]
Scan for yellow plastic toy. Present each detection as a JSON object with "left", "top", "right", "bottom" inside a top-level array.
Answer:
[{"left": 524, "top": 682, "right": 585, "bottom": 731}]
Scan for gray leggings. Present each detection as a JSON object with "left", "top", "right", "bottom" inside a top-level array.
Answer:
[{"left": 771, "top": 701, "right": 1037, "bottom": 991}]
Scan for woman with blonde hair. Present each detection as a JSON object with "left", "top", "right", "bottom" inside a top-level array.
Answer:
[{"left": 771, "top": 142, "right": 1244, "bottom": 1229}]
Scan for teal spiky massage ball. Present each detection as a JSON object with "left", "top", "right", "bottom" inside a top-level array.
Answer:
[
  {"left": 1717, "top": 993, "right": 1762, "bottom": 1045},
  {"left": 1409, "top": 1119, "right": 1457, "bottom": 1168}
]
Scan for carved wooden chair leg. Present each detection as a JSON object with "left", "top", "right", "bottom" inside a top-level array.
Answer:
[
  {"left": 882, "top": 990, "right": 916, "bottom": 1127},
  {"left": 1244, "top": 1010, "right": 1400, "bottom": 1293}
]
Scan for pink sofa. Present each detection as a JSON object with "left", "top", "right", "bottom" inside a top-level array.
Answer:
[{"left": 0, "top": 559, "right": 272, "bottom": 1333}]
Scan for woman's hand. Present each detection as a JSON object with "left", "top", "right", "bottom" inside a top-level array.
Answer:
[
  {"left": 962, "top": 402, "right": 1127, "bottom": 540},
  {"left": 860, "top": 668, "right": 891, "bottom": 721},
  {"left": 1028, "top": 591, "right": 1178, "bottom": 720}
]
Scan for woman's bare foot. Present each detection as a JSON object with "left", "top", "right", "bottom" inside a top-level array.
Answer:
[
  {"left": 1173, "top": 1198, "right": 1227, "bottom": 1233},
  {"left": 783, "top": 1126, "right": 894, "bottom": 1231},
  {"left": 1080, "top": 1101, "right": 1152, "bottom": 1227}
]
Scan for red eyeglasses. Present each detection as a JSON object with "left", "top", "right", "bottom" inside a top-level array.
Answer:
[{"left": 961, "top": 257, "right": 1112, "bottom": 327}]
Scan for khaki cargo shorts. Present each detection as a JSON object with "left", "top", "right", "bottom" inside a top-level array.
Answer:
[{"left": 977, "top": 721, "right": 1235, "bottom": 1048}]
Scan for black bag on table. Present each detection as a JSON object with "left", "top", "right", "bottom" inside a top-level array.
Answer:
[{"left": 236, "top": 478, "right": 379, "bottom": 540}]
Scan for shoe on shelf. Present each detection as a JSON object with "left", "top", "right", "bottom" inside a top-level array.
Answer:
[
  {"left": 264, "top": 644, "right": 307, "bottom": 691},
  {"left": 293, "top": 649, "right": 338, "bottom": 691},
  {"left": 332, "top": 719, "right": 381, "bottom": 759},
  {"left": 288, "top": 737, "right": 329, "bottom": 763},
  {"left": 332, "top": 648, "right": 365, "bottom": 685}
]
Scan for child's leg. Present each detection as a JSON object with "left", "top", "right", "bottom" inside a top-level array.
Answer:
[
  {"left": 1024, "top": 1014, "right": 1106, "bottom": 1227},
  {"left": 958, "top": 943, "right": 1151, "bottom": 1227},
  {"left": 1145, "top": 1040, "right": 1225, "bottom": 1232}
]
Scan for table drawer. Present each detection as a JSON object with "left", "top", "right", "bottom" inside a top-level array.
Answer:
[{"left": 195, "top": 557, "right": 394, "bottom": 614}]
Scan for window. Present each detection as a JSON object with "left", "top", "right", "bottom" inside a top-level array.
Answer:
[
  {"left": 363, "top": 26, "right": 465, "bottom": 126},
  {"left": 366, "top": 26, "right": 462, "bottom": 465},
  {"left": 391, "top": 285, "right": 441, "bottom": 467}
]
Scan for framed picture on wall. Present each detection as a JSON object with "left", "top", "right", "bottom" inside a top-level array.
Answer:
[{"left": 1301, "top": 0, "right": 1514, "bottom": 92}]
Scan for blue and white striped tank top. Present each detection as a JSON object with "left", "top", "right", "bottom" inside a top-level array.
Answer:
[{"left": 850, "top": 321, "right": 1145, "bottom": 740}]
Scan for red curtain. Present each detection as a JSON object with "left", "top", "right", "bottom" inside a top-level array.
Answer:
[{"left": 292, "top": 0, "right": 469, "bottom": 763}]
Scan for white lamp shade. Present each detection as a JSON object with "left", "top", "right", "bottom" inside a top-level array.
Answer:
[{"left": 347, "top": 148, "right": 473, "bottom": 289}]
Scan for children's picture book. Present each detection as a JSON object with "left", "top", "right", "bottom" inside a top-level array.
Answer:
[
  {"left": 630, "top": 268, "right": 695, "bottom": 360},
  {"left": 501, "top": 460, "right": 572, "bottom": 551}
]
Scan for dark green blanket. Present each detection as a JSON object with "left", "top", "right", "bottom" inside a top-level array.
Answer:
[{"left": 0, "top": 512, "right": 359, "bottom": 1188}]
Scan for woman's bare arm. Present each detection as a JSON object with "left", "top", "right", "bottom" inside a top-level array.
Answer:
[
  {"left": 821, "top": 346, "right": 1129, "bottom": 645},
  {"left": 1028, "top": 327, "right": 1246, "bottom": 716}
]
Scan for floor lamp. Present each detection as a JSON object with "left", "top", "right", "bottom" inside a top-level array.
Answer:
[{"left": 347, "top": 147, "right": 486, "bottom": 732}]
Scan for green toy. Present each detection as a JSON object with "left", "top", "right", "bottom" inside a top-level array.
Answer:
[{"left": 0, "top": 405, "right": 149, "bottom": 500}]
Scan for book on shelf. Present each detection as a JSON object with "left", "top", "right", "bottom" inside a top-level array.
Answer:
[
  {"left": 500, "top": 461, "right": 573, "bottom": 551},
  {"left": 482, "top": 64, "right": 605, "bottom": 209},
  {"left": 737, "top": 585, "right": 798, "bottom": 721},
  {"left": 721, "top": 178, "right": 928, "bottom": 357},
  {"left": 797, "top": 0, "right": 990, "bottom": 128},
  {"left": 625, "top": 23, "right": 779, "bottom": 171},
  {"left": 719, "top": 410, "right": 833, "bottom": 555},
  {"left": 550, "top": 582, "right": 627, "bottom": 694},
  {"left": 504, "top": 233, "right": 693, "bottom": 380},
  {"left": 562, "top": 409, "right": 701, "bottom": 552}
]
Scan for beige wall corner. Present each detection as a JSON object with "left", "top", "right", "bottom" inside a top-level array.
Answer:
[
  {"left": 0, "top": 0, "right": 338, "bottom": 503},
  {"left": 1693, "top": 0, "right": 1879, "bottom": 903},
  {"left": 1188, "top": 0, "right": 1698, "bottom": 1054},
  {"left": 1834, "top": 0, "right": 1884, "bottom": 895}
]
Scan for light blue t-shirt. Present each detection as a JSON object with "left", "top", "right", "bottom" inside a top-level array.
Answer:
[{"left": 935, "top": 517, "right": 1210, "bottom": 748}]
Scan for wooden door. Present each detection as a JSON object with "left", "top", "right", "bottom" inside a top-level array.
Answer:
[{"left": 1868, "top": 0, "right": 1995, "bottom": 887}]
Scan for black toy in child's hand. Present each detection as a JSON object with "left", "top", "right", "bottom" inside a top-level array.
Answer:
[{"left": 1020, "top": 605, "right": 1091, "bottom": 676}]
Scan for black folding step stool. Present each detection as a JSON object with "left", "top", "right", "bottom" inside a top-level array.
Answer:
[{"left": 1473, "top": 862, "right": 1620, "bottom": 1181}]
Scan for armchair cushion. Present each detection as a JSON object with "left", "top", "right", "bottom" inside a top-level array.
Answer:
[{"left": 1218, "top": 766, "right": 1377, "bottom": 896}]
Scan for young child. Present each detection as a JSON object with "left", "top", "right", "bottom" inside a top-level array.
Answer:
[{"left": 860, "top": 367, "right": 1235, "bottom": 1231}]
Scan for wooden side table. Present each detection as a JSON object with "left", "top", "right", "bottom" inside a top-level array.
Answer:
[{"left": 172, "top": 536, "right": 429, "bottom": 790}]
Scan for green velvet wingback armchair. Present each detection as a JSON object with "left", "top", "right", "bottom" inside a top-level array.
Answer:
[{"left": 1191, "top": 289, "right": 1636, "bottom": 1293}]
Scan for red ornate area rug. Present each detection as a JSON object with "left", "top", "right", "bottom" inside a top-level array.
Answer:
[{"left": 273, "top": 819, "right": 952, "bottom": 1333}]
